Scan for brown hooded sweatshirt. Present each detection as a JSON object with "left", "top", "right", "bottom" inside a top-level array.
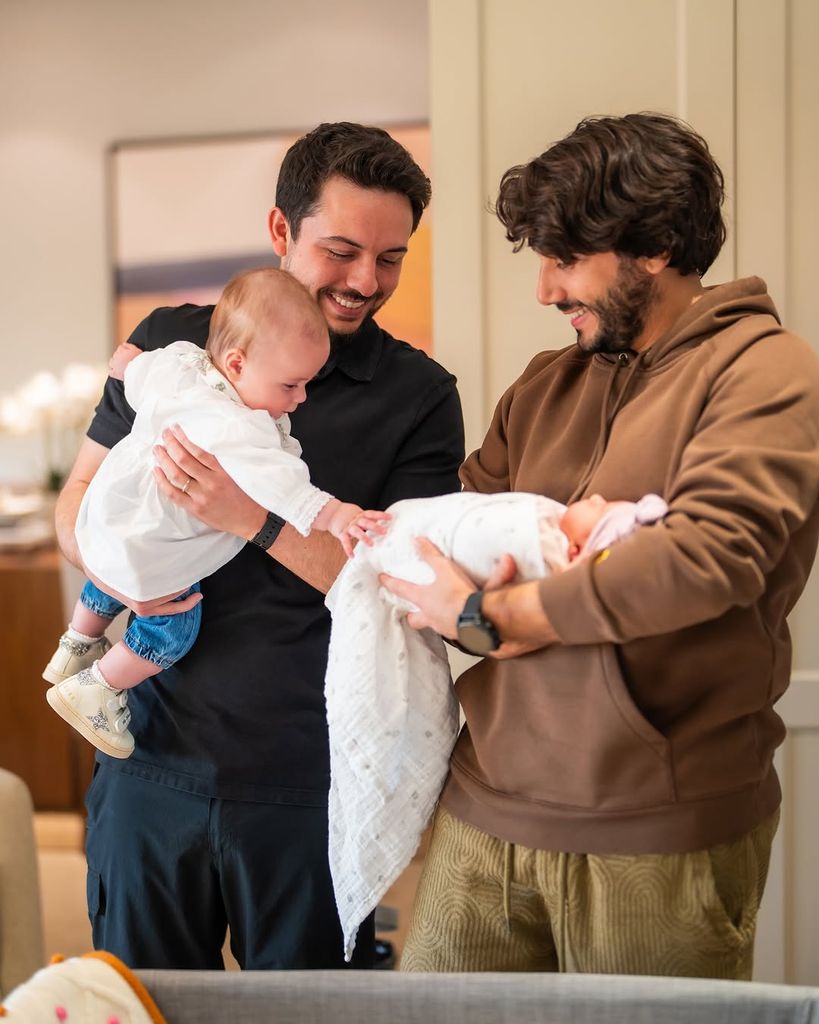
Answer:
[{"left": 443, "top": 277, "right": 819, "bottom": 854}]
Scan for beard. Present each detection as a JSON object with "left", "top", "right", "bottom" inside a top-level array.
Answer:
[
  {"left": 562, "top": 257, "right": 658, "bottom": 355},
  {"left": 321, "top": 287, "right": 387, "bottom": 349},
  {"left": 328, "top": 310, "right": 376, "bottom": 348}
]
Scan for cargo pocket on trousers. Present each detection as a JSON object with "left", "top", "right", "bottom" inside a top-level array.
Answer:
[
  {"left": 694, "top": 846, "right": 756, "bottom": 952},
  {"left": 86, "top": 868, "right": 104, "bottom": 923}
]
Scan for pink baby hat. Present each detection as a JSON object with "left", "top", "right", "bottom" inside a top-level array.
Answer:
[{"left": 584, "top": 492, "right": 669, "bottom": 556}]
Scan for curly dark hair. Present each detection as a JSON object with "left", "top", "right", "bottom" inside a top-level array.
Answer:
[
  {"left": 495, "top": 112, "right": 726, "bottom": 276},
  {"left": 275, "top": 122, "right": 431, "bottom": 240}
]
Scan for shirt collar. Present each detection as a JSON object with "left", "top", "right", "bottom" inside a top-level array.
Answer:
[
  {"left": 188, "top": 348, "right": 244, "bottom": 405},
  {"left": 314, "top": 317, "right": 384, "bottom": 383}
]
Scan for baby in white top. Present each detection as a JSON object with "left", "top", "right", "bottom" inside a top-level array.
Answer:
[{"left": 44, "top": 267, "right": 384, "bottom": 759}]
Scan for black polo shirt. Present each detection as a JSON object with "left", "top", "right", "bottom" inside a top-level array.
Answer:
[{"left": 87, "top": 304, "right": 465, "bottom": 803}]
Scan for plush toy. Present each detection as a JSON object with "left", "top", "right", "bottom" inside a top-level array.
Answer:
[{"left": 0, "top": 951, "right": 165, "bottom": 1023}]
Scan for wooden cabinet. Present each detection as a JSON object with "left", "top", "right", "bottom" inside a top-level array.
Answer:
[{"left": 0, "top": 545, "right": 95, "bottom": 809}]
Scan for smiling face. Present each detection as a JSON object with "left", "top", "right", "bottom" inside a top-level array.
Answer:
[
  {"left": 268, "top": 175, "right": 414, "bottom": 338},
  {"left": 536, "top": 251, "right": 660, "bottom": 354}
]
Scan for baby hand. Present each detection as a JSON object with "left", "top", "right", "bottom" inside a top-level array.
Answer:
[
  {"left": 108, "top": 342, "right": 143, "bottom": 380},
  {"left": 330, "top": 503, "right": 392, "bottom": 559}
]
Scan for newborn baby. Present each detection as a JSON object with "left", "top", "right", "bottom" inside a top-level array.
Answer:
[{"left": 324, "top": 490, "right": 667, "bottom": 959}]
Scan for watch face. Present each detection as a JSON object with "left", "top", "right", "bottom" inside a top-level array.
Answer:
[
  {"left": 458, "top": 623, "right": 499, "bottom": 656},
  {"left": 457, "top": 591, "right": 500, "bottom": 655}
]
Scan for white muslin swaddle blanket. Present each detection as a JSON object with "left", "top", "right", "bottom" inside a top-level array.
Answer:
[
  {"left": 324, "top": 490, "right": 568, "bottom": 960},
  {"left": 324, "top": 490, "right": 669, "bottom": 959}
]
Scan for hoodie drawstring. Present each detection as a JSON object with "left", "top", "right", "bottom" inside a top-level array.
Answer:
[{"left": 570, "top": 350, "right": 644, "bottom": 502}]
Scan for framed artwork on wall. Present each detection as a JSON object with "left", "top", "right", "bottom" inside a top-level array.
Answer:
[{"left": 109, "top": 124, "right": 432, "bottom": 354}]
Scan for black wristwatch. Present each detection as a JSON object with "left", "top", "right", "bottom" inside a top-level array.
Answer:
[
  {"left": 456, "top": 591, "right": 501, "bottom": 655},
  {"left": 249, "top": 511, "right": 286, "bottom": 551}
]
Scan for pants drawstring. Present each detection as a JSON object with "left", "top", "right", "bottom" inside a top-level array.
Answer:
[{"left": 503, "top": 841, "right": 515, "bottom": 933}]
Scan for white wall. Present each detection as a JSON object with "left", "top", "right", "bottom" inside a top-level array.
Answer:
[
  {"left": 0, "top": 0, "right": 428, "bottom": 484},
  {"left": 0, "top": 0, "right": 429, "bottom": 393}
]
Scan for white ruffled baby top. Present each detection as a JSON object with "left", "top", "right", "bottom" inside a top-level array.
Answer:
[{"left": 76, "top": 341, "right": 330, "bottom": 601}]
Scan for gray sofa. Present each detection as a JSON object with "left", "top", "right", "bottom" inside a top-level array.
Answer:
[{"left": 139, "top": 969, "right": 819, "bottom": 1023}]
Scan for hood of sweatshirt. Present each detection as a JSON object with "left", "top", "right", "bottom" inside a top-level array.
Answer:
[
  {"left": 563, "top": 278, "right": 782, "bottom": 500},
  {"left": 637, "top": 275, "right": 780, "bottom": 370}
]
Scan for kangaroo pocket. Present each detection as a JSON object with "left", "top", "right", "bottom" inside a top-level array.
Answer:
[{"left": 455, "top": 643, "right": 675, "bottom": 811}]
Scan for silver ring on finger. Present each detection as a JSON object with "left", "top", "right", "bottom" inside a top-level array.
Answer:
[{"left": 180, "top": 476, "right": 192, "bottom": 495}]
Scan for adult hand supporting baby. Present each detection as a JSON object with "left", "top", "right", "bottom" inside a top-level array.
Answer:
[
  {"left": 153, "top": 424, "right": 267, "bottom": 540},
  {"left": 380, "top": 536, "right": 480, "bottom": 637},
  {"left": 153, "top": 423, "right": 347, "bottom": 594},
  {"left": 481, "top": 581, "right": 560, "bottom": 660},
  {"left": 107, "top": 341, "right": 142, "bottom": 381},
  {"left": 379, "top": 536, "right": 559, "bottom": 660}
]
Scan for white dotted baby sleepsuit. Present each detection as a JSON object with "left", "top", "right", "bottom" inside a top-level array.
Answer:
[{"left": 325, "top": 490, "right": 668, "bottom": 959}]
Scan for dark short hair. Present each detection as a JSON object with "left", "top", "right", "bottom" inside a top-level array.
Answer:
[
  {"left": 275, "top": 122, "right": 431, "bottom": 239},
  {"left": 495, "top": 112, "right": 726, "bottom": 276}
]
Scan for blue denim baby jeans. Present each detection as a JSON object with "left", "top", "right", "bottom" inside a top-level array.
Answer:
[{"left": 80, "top": 580, "right": 202, "bottom": 670}]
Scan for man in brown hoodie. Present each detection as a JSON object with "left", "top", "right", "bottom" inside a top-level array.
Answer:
[{"left": 382, "top": 113, "right": 819, "bottom": 978}]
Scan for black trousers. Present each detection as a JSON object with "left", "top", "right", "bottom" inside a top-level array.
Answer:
[{"left": 85, "top": 763, "right": 375, "bottom": 970}]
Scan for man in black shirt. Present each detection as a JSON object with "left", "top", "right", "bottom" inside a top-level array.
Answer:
[{"left": 55, "top": 123, "right": 464, "bottom": 970}]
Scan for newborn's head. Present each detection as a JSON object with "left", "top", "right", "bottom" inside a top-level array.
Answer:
[
  {"left": 561, "top": 492, "right": 668, "bottom": 561},
  {"left": 560, "top": 494, "right": 622, "bottom": 560}
]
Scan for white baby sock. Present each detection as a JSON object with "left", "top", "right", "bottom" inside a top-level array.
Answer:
[{"left": 67, "top": 625, "right": 103, "bottom": 644}]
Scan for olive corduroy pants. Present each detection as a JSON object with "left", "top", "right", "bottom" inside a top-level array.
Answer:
[{"left": 400, "top": 804, "right": 778, "bottom": 979}]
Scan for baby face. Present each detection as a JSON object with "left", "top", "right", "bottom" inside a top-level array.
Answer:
[
  {"left": 560, "top": 494, "right": 612, "bottom": 559},
  {"left": 233, "top": 314, "right": 330, "bottom": 418}
]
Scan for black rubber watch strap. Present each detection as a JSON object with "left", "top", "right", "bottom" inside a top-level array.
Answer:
[{"left": 249, "top": 511, "right": 286, "bottom": 551}]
